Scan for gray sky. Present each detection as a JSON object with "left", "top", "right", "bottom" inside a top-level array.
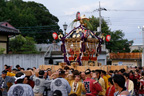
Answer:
[{"left": 23, "top": 0, "right": 144, "bottom": 45}]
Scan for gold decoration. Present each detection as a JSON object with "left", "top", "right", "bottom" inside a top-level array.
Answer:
[
  {"left": 58, "top": 34, "right": 63, "bottom": 40},
  {"left": 73, "top": 34, "right": 76, "bottom": 38},
  {"left": 77, "top": 34, "right": 80, "bottom": 38}
]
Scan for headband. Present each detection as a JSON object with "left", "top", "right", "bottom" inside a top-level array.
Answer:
[{"left": 14, "top": 74, "right": 26, "bottom": 82}]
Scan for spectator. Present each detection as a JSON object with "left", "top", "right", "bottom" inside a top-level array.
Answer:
[
  {"left": 114, "top": 70, "right": 118, "bottom": 74},
  {"left": 64, "top": 66, "right": 70, "bottom": 75},
  {"left": 80, "top": 72, "right": 86, "bottom": 82},
  {"left": 109, "top": 70, "right": 114, "bottom": 77},
  {"left": 106, "top": 77, "right": 115, "bottom": 96},
  {"left": 123, "top": 73, "right": 134, "bottom": 95},
  {"left": 6, "top": 66, "right": 15, "bottom": 77},
  {"left": 84, "top": 69, "right": 102, "bottom": 96},
  {"left": 139, "top": 71, "right": 144, "bottom": 95},
  {"left": 95, "top": 70, "right": 106, "bottom": 96},
  {"left": 16, "top": 65, "right": 21, "bottom": 71},
  {"left": 129, "top": 71, "right": 134, "bottom": 81},
  {"left": 30, "top": 70, "right": 51, "bottom": 96},
  {"left": 134, "top": 70, "right": 140, "bottom": 95},
  {"left": 20, "top": 68, "right": 25, "bottom": 71},
  {"left": 69, "top": 70, "right": 85, "bottom": 96},
  {"left": 8, "top": 72, "right": 34, "bottom": 96},
  {"left": 25, "top": 76, "right": 35, "bottom": 88},
  {"left": 46, "top": 68, "right": 52, "bottom": 80},
  {"left": 50, "top": 69, "right": 71, "bottom": 96},
  {"left": 113, "top": 74, "right": 130, "bottom": 96},
  {"left": 4, "top": 65, "right": 7, "bottom": 70},
  {"left": 33, "top": 67, "right": 36, "bottom": 70},
  {"left": 118, "top": 69, "right": 126, "bottom": 75},
  {"left": 0, "top": 70, "right": 15, "bottom": 96},
  {"left": 101, "top": 70, "right": 109, "bottom": 89}
]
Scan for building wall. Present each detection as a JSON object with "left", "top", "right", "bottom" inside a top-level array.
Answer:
[
  {"left": 130, "top": 45, "right": 144, "bottom": 52},
  {"left": 97, "top": 54, "right": 107, "bottom": 65},
  {"left": 0, "top": 35, "right": 7, "bottom": 41},
  {"left": 0, "top": 35, "right": 7, "bottom": 54},
  {"left": 0, "top": 54, "right": 44, "bottom": 73},
  {"left": 112, "top": 60, "right": 138, "bottom": 67}
]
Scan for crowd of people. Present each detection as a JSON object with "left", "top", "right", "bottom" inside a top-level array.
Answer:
[{"left": 0, "top": 64, "right": 144, "bottom": 96}]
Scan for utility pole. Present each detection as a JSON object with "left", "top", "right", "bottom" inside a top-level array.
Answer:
[
  {"left": 98, "top": 1, "right": 107, "bottom": 49},
  {"left": 142, "top": 27, "right": 144, "bottom": 67},
  {"left": 98, "top": 1, "right": 102, "bottom": 36},
  {"left": 138, "top": 26, "right": 144, "bottom": 67}
]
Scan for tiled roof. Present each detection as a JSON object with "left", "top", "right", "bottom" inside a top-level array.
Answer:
[{"left": 0, "top": 24, "right": 20, "bottom": 35}]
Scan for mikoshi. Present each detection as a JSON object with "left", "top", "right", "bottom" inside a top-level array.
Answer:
[{"left": 58, "top": 12, "right": 103, "bottom": 66}]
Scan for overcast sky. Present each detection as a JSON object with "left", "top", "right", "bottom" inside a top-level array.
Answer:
[{"left": 23, "top": 0, "right": 144, "bottom": 45}]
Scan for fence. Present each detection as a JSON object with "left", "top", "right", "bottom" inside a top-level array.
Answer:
[{"left": 0, "top": 54, "right": 44, "bottom": 73}]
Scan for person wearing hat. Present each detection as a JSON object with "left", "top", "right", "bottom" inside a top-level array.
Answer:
[
  {"left": 30, "top": 70, "right": 51, "bottom": 96},
  {"left": 84, "top": 69, "right": 102, "bottom": 96},
  {"left": 6, "top": 66, "right": 15, "bottom": 77},
  {"left": 50, "top": 69, "right": 71, "bottom": 96},
  {"left": 8, "top": 72, "right": 34, "bottom": 96},
  {"left": 0, "top": 70, "right": 15, "bottom": 96}
]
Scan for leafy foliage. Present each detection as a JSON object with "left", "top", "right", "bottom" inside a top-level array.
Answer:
[
  {"left": 132, "top": 49, "right": 142, "bottom": 53},
  {"left": 89, "top": 16, "right": 133, "bottom": 53},
  {"left": 0, "top": 48, "right": 5, "bottom": 54},
  {"left": 9, "top": 35, "right": 38, "bottom": 54},
  {"left": 0, "top": 0, "right": 61, "bottom": 43}
]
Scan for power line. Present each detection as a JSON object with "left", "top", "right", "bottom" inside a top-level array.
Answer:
[{"left": 107, "top": 9, "right": 144, "bottom": 12}]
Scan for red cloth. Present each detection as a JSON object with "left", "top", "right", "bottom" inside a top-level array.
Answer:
[
  {"left": 129, "top": 75, "right": 134, "bottom": 81},
  {"left": 139, "top": 80, "right": 144, "bottom": 94},
  {"left": 84, "top": 78, "right": 102, "bottom": 96},
  {"left": 105, "top": 85, "right": 115, "bottom": 96},
  {"left": 28, "top": 80, "right": 35, "bottom": 88},
  {"left": 15, "top": 80, "right": 34, "bottom": 88}
]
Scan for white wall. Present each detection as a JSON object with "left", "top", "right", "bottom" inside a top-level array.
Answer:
[
  {"left": 0, "top": 54, "right": 44, "bottom": 72},
  {"left": 97, "top": 54, "right": 107, "bottom": 65}
]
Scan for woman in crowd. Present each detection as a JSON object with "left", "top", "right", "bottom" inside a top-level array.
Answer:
[
  {"left": 69, "top": 70, "right": 85, "bottom": 96},
  {"left": 106, "top": 77, "right": 115, "bottom": 96},
  {"left": 123, "top": 73, "right": 134, "bottom": 95}
]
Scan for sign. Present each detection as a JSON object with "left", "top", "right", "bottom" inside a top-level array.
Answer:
[{"left": 118, "top": 61, "right": 123, "bottom": 65}]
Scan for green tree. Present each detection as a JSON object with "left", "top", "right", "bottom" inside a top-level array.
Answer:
[
  {"left": 0, "top": 0, "right": 61, "bottom": 43},
  {"left": 9, "top": 35, "right": 38, "bottom": 54},
  {"left": 89, "top": 15, "right": 110, "bottom": 35},
  {"left": 132, "top": 49, "right": 142, "bottom": 53},
  {"left": 89, "top": 16, "right": 133, "bottom": 53},
  {"left": 0, "top": 48, "right": 5, "bottom": 54}
]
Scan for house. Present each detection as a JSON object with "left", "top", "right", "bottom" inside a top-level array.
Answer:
[
  {"left": 130, "top": 45, "right": 143, "bottom": 52},
  {"left": 0, "top": 22, "right": 20, "bottom": 54},
  {"left": 110, "top": 53, "right": 142, "bottom": 67}
]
